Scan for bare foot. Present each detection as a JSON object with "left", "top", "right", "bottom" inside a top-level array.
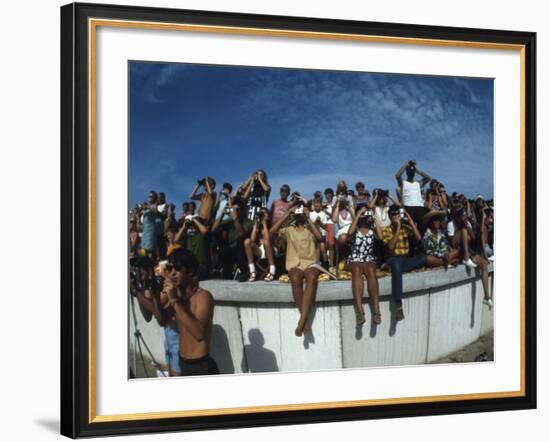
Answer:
[
  {"left": 372, "top": 311, "right": 381, "bottom": 325},
  {"left": 304, "top": 320, "right": 311, "bottom": 332},
  {"left": 295, "top": 318, "right": 307, "bottom": 336},
  {"left": 356, "top": 311, "right": 366, "bottom": 326}
]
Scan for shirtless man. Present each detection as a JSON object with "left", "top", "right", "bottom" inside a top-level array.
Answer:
[
  {"left": 163, "top": 248, "right": 219, "bottom": 376},
  {"left": 190, "top": 176, "right": 217, "bottom": 223}
]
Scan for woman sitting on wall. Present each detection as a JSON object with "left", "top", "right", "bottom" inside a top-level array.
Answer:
[
  {"left": 347, "top": 206, "right": 383, "bottom": 326},
  {"left": 271, "top": 203, "right": 322, "bottom": 337},
  {"left": 447, "top": 205, "right": 493, "bottom": 308},
  {"left": 421, "top": 210, "right": 459, "bottom": 268}
]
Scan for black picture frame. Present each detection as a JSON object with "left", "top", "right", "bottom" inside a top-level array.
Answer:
[{"left": 61, "top": 2, "right": 537, "bottom": 438}]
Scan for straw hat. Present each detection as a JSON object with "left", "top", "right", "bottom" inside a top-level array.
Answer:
[{"left": 422, "top": 209, "right": 447, "bottom": 225}]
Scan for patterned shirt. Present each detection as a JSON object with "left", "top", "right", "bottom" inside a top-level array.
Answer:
[
  {"left": 348, "top": 229, "right": 376, "bottom": 263},
  {"left": 422, "top": 228, "right": 450, "bottom": 258},
  {"left": 382, "top": 225, "right": 411, "bottom": 256}
]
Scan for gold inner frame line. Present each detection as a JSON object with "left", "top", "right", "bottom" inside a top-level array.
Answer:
[{"left": 88, "top": 18, "right": 527, "bottom": 423}]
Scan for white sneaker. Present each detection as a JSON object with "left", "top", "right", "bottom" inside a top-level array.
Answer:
[
  {"left": 463, "top": 258, "right": 477, "bottom": 268},
  {"left": 483, "top": 298, "right": 494, "bottom": 309},
  {"left": 488, "top": 255, "right": 495, "bottom": 262}
]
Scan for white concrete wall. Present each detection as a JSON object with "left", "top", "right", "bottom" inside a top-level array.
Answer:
[{"left": 129, "top": 265, "right": 494, "bottom": 375}]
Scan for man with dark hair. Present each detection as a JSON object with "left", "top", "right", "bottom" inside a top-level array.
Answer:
[
  {"left": 190, "top": 176, "right": 217, "bottom": 223},
  {"left": 382, "top": 205, "right": 426, "bottom": 321},
  {"left": 130, "top": 256, "right": 181, "bottom": 376},
  {"left": 164, "top": 248, "right": 219, "bottom": 376},
  {"left": 157, "top": 191, "right": 167, "bottom": 217},
  {"left": 140, "top": 191, "right": 164, "bottom": 260},
  {"left": 270, "top": 184, "right": 292, "bottom": 227},
  {"left": 395, "top": 160, "right": 431, "bottom": 227}
]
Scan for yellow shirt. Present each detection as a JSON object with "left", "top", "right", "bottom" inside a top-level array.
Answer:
[
  {"left": 382, "top": 225, "right": 411, "bottom": 256},
  {"left": 166, "top": 242, "right": 182, "bottom": 256},
  {"left": 279, "top": 226, "right": 317, "bottom": 271}
]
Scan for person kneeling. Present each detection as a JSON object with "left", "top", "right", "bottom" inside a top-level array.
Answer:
[{"left": 382, "top": 206, "right": 426, "bottom": 321}]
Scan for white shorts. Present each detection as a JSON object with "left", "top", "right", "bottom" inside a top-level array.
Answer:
[{"left": 336, "top": 224, "right": 350, "bottom": 238}]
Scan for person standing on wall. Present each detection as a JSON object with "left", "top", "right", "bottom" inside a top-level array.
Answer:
[{"left": 395, "top": 160, "right": 431, "bottom": 227}]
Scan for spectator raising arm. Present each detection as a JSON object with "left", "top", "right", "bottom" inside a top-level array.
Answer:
[
  {"left": 270, "top": 204, "right": 296, "bottom": 236},
  {"left": 395, "top": 160, "right": 409, "bottom": 187},
  {"left": 415, "top": 165, "right": 432, "bottom": 187},
  {"left": 302, "top": 206, "right": 322, "bottom": 242},
  {"left": 192, "top": 217, "right": 209, "bottom": 235}
]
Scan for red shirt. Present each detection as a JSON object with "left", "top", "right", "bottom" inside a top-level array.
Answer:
[{"left": 271, "top": 199, "right": 292, "bottom": 225}]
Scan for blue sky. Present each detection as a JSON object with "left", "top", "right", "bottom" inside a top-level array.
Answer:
[{"left": 129, "top": 62, "right": 494, "bottom": 208}]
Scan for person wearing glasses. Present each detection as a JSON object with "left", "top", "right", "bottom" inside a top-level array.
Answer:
[
  {"left": 163, "top": 248, "right": 219, "bottom": 376},
  {"left": 382, "top": 205, "right": 426, "bottom": 321}
]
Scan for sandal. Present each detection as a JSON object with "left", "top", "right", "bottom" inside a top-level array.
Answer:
[
  {"left": 247, "top": 272, "right": 256, "bottom": 282},
  {"left": 356, "top": 311, "right": 366, "bottom": 326},
  {"left": 264, "top": 272, "right": 275, "bottom": 282},
  {"left": 372, "top": 312, "right": 382, "bottom": 325}
]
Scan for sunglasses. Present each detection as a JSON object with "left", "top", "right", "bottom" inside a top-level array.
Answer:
[{"left": 165, "top": 263, "right": 184, "bottom": 272}]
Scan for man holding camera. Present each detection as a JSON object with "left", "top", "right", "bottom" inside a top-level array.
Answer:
[
  {"left": 190, "top": 176, "right": 217, "bottom": 223},
  {"left": 382, "top": 205, "right": 426, "bottom": 321},
  {"left": 395, "top": 160, "right": 431, "bottom": 227},
  {"left": 140, "top": 191, "right": 164, "bottom": 260},
  {"left": 130, "top": 256, "right": 181, "bottom": 376},
  {"left": 163, "top": 248, "right": 219, "bottom": 376}
]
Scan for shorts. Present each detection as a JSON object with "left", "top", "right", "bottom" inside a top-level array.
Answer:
[
  {"left": 164, "top": 327, "right": 181, "bottom": 375},
  {"left": 336, "top": 224, "right": 350, "bottom": 239},
  {"left": 179, "top": 354, "right": 220, "bottom": 376},
  {"left": 258, "top": 243, "right": 266, "bottom": 260}
]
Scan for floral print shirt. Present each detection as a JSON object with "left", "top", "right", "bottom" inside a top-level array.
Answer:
[
  {"left": 422, "top": 228, "right": 450, "bottom": 258},
  {"left": 348, "top": 229, "right": 376, "bottom": 263}
]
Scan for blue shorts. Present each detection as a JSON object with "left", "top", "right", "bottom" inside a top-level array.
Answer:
[{"left": 164, "top": 326, "right": 181, "bottom": 375}]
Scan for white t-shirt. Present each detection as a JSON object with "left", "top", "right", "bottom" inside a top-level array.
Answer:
[
  {"left": 447, "top": 220, "right": 472, "bottom": 237},
  {"left": 374, "top": 205, "right": 391, "bottom": 228},
  {"left": 402, "top": 180, "right": 424, "bottom": 207},
  {"left": 309, "top": 210, "right": 330, "bottom": 236},
  {"left": 447, "top": 220, "right": 456, "bottom": 237},
  {"left": 323, "top": 202, "right": 334, "bottom": 224},
  {"left": 157, "top": 203, "right": 167, "bottom": 215}
]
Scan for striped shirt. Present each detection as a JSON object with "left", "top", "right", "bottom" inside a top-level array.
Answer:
[{"left": 382, "top": 225, "right": 411, "bottom": 256}]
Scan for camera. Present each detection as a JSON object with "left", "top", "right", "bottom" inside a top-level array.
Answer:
[
  {"left": 197, "top": 178, "right": 206, "bottom": 186},
  {"left": 295, "top": 206, "right": 304, "bottom": 214},
  {"left": 145, "top": 275, "right": 164, "bottom": 293}
]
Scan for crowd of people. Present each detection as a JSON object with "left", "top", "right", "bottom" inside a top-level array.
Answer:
[{"left": 129, "top": 160, "right": 495, "bottom": 376}]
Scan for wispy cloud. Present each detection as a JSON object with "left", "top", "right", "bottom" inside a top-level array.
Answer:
[{"left": 130, "top": 63, "right": 494, "bottom": 206}]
